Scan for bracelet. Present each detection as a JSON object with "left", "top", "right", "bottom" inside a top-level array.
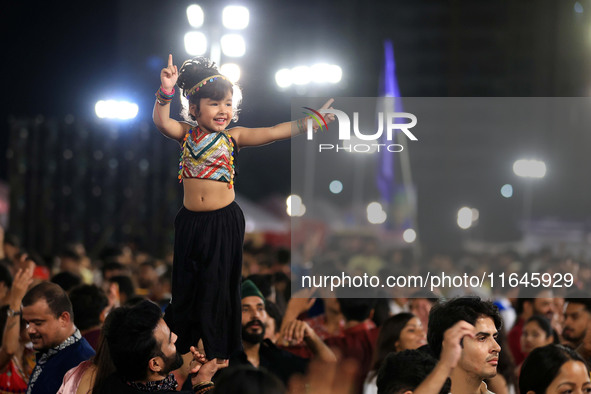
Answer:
[
  {"left": 6, "top": 308, "right": 21, "bottom": 317},
  {"left": 160, "top": 85, "right": 175, "bottom": 95},
  {"left": 155, "top": 86, "right": 175, "bottom": 106},
  {"left": 296, "top": 117, "right": 308, "bottom": 133},
  {"left": 192, "top": 381, "right": 214, "bottom": 393}
]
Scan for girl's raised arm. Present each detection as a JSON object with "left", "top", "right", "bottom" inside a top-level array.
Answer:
[
  {"left": 153, "top": 54, "right": 187, "bottom": 143},
  {"left": 231, "top": 98, "right": 335, "bottom": 148}
]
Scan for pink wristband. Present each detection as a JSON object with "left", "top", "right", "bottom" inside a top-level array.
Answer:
[{"left": 160, "top": 85, "right": 175, "bottom": 95}]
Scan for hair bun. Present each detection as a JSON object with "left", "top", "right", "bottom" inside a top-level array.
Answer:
[{"left": 177, "top": 57, "right": 219, "bottom": 92}]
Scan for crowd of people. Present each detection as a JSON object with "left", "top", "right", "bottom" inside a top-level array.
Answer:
[{"left": 0, "top": 226, "right": 590, "bottom": 393}]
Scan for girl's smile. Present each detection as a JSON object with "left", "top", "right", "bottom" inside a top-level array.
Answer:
[{"left": 193, "top": 92, "right": 233, "bottom": 133}]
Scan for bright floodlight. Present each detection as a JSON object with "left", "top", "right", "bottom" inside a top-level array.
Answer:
[
  {"left": 403, "top": 229, "right": 417, "bottom": 243},
  {"left": 311, "top": 63, "right": 333, "bottom": 83},
  {"left": 291, "top": 66, "right": 311, "bottom": 85},
  {"left": 95, "top": 100, "right": 138, "bottom": 120},
  {"left": 220, "top": 63, "right": 241, "bottom": 83},
  {"left": 184, "top": 32, "right": 207, "bottom": 56},
  {"left": 513, "top": 159, "right": 547, "bottom": 178},
  {"left": 275, "top": 68, "right": 292, "bottom": 88},
  {"left": 329, "top": 180, "right": 343, "bottom": 194},
  {"left": 457, "top": 207, "right": 473, "bottom": 230},
  {"left": 286, "top": 194, "right": 306, "bottom": 217},
  {"left": 327, "top": 65, "right": 343, "bottom": 83},
  {"left": 367, "top": 202, "right": 387, "bottom": 224},
  {"left": 222, "top": 6, "right": 249, "bottom": 29},
  {"left": 275, "top": 64, "right": 342, "bottom": 87},
  {"left": 187, "top": 5, "right": 204, "bottom": 28},
  {"left": 500, "top": 184, "right": 513, "bottom": 198},
  {"left": 221, "top": 34, "right": 246, "bottom": 57}
]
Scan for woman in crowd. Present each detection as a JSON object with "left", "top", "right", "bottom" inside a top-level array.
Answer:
[
  {"left": 0, "top": 262, "right": 35, "bottom": 394},
  {"left": 519, "top": 344, "right": 591, "bottom": 394},
  {"left": 364, "top": 313, "right": 426, "bottom": 394}
]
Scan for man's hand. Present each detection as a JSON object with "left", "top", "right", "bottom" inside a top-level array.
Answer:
[
  {"left": 280, "top": 319, "right": 314, "bottom": 345},
  {"left": 439, "top": 320, "right": 475, "bottom": 370},
  {"left": 9, "top": 259, "right": 34, "bottom": 307},
  {"left": 190, "top": 358, "right": 229, "bottom": 386}
]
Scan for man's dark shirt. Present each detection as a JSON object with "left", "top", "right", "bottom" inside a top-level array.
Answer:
[
  {"left": 228, "top": 339, "right": 309, "bottom": 385},
  {"left": 27, "top": 332, "right": 95, "bottom": 394},
  {"left": 95, "top": 373, "right": 193, "bottom": 394}
]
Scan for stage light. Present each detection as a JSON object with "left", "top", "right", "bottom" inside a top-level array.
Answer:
[
  {"left": 291, "top": 66, "right": 311, "bottom": 85},
  {"left": 220, "top": 63, "right": 241, "bottom": 83},
  {"left": 275, "top": 69, "right": 292, "bottom": 88},
  {"left": 222, "top": 6, "right": 249, "bottom": 30},
  {"left": 221, "top": 34, "right": 246, "bottom": 57},
  {"left": 457, "top": 207, "right": 473, "bottom": 230},
  {"left": 95, "top": 100, "right": 138, "bottom": 120},
  {"left": 184, "top": 32, "right": 207, "bottom": 56},
  {"left": 286, "top": 194, "right": 306, "bottom": 217},
  {"left": 327, "top": 65, "right": 343, "bottom": 83},
  {"left": 367, "top": 202, "right": 387, "bottom": 224},
  {"left": 329, "top": 180, "right": 343, "bottom": 194},
  {"left": 187, "top": 5, "right": 204, "bottom": 28},
  {"left": 403, "top": 229, "right": 417, "bottom": 243},
  {"left": 513, "top": 159, "right": 547, "bottom": 178},
  {"left": 500, "top": 184, "right": 513, "bottom": 198},
  {"left": 311, "top": 63, "right": 333, "bottom": 83},
  {"left": 275, "top": 64, "right": 342, "bottom": 88}
]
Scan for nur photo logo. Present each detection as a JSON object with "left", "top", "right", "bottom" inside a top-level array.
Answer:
[{"left": 303, "top": 107, "right": 418, "bottom": 153}]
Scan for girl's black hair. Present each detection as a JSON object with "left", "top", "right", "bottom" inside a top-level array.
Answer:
[
  {"left": 368, "top": 312, "right": 416, "bottom": 381},
  {"left": 177, "top": 57, "right": 238, "bottom": 122},
  {"left": 519, "top": 344, "right": 588, "bottom": 394},
  {"left": 524, "top": 315, "right": 559, "bottom": 344}
]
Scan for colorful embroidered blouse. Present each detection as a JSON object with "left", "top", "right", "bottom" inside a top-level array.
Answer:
[{"left": 178, "top": 127, "right": 236, "bottom": 188}]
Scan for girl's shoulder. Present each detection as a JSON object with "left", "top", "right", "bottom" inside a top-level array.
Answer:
[{"left": 180, "top": 121, "right": 194, "bottom": 133}]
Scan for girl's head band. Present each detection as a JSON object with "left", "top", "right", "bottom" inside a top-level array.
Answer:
[{"left": 185, "top": 74, "right": 231, "bottom": 98}]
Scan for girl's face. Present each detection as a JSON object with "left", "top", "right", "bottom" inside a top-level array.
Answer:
[
  {"left": 543, "top": 360, "right": 591, "bottom": 394},
  {"left": 395, "top": 317, "right": 426, "bottom": 352},
  {"left": 521, "top": 321, "right": 553, "bottom": 354},
  {"left": 192, "top": 90, "right": 233, "bottom": 133}
]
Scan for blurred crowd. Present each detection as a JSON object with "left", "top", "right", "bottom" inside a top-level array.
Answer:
[{"left": 1, "top": 226, "right": 591, "bottom": 394}]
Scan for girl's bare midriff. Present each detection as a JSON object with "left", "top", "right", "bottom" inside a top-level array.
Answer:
[{"left": 182, "top": 178, "right": 235, "bottom": 212}]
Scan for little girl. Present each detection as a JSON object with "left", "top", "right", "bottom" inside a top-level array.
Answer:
[{"left": 153, "top": 54, "right": 333, "bottom": 361}]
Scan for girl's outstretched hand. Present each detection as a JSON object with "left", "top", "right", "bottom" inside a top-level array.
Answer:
[
  {"left": 315, "top": 99, "right": 336, "bottom": 130},
  {"left": 161, "top": 54, "right": 178, "bottom": 91}
]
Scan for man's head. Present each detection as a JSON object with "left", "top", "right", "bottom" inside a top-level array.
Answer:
[
  {"left": 22, "top": 281, "right": 75, "bottom": 350},
  {"left": 563, "top": 290, "right": 591, "bottom": 346},
  {"left": 335, "top": 285, "right": 377, "bottom": 323},
  {"left": 138, "top": 261, "right": 158, "bottom": 289},
  {"left": 516, "top": 289, "right": 555, "bottom": 321},
  {"left": 241, "top": 280, "right": 267, "bottom": 345},
  {"left": 377, "top": 349, "right": 450, "bottom": 394},
  {"left": 427, "top": 297, "right": 502, "bottom": 381},
  {"left": 69, "top": 284, "right": 109, "bottom": 331},
  {"left": 105, "top": 300, "right": 183, "bottom": 382},
  {"left": 107, "top": 275, "right": 135, "bottom": 305}
]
